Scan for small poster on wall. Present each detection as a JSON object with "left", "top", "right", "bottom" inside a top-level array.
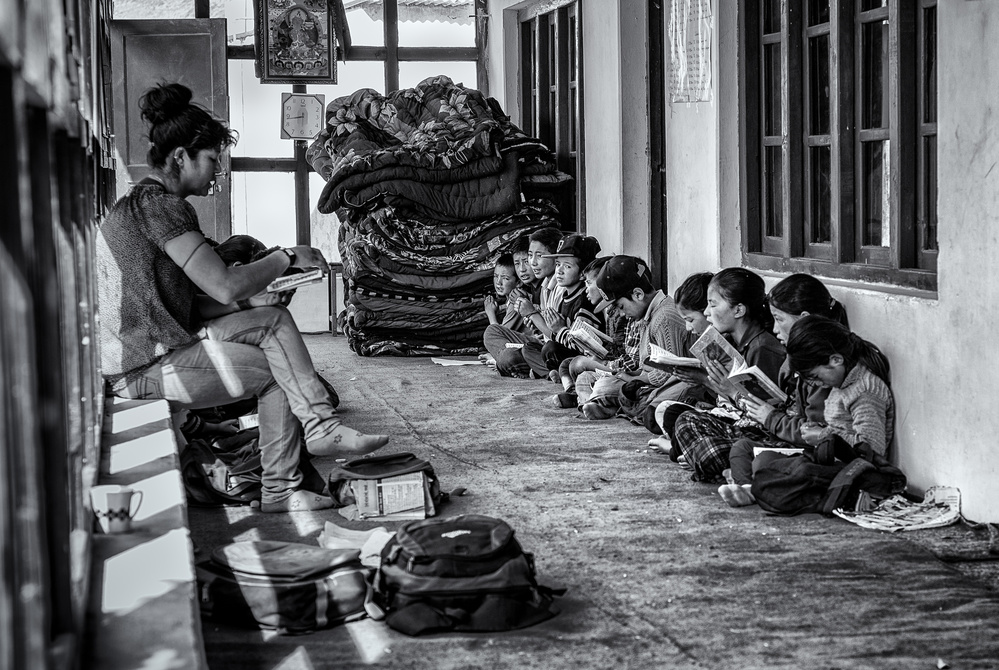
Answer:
[
  {"left": 256, "top": 0, "right": 338, "bottom": 84},
  {"left": 669, "top": 0, "right": 712, "bottom": 103}
]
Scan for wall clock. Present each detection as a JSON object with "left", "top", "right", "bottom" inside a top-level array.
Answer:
[{"left": 280, "top": 92, "right": 326, "bottom": 140}]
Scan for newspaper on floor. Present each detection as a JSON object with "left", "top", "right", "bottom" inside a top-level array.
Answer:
[
  {"left": 430, "top": 357, "right": 484, "bottom": 366},
  {"left": 833, "top": 486, "right": 961, "bottom": 532}
]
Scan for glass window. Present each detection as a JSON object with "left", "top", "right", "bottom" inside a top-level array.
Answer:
[
  {"left": 398, "top": 3, "right": 475, "bottom": 48},
  {"left": 309, "top": 172, "right": 342, "bottom": 264},
  {"left": 344, "top": 0, "right": 384, "bottom": 47},
  {"left": 309, "top": 60, "right": 385, "bottom": 101},
  {"left": 398, "top": 61, "right": 476, "bottom": 90},
  {"left": 231, "top": 172, "right": 297, "bottom": 247},
  {"left": 228, "top": 60, "right": 294, "bottom": 158},
  {"left": 223, "top": 0, "right": 255, "bottom": 46}
]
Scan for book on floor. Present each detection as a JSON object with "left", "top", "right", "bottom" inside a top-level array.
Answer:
[{"left": 350, "top": 472, "right": 435, "bottom": 520}]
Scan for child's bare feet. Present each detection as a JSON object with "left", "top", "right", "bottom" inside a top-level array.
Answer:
[
  {"left": 718, "top": 483, "right": 756, "bottom": 507},
  {"left": 307, "top": 424, "right": 389, "bottom": 456},
  {"left": 256, "top": 490, "right": 335, "bottom": 513},
  {"left": 648, "top": 436, "right": 671, "bottom": 453}
]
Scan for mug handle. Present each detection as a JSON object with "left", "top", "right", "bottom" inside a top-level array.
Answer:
[{"left": 129, "top": 490, "right": 143, "bottom": 518}]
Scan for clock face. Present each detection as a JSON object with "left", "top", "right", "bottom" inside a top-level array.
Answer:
[{"left": 281, "top": 93, "right": 326, "bottom": 140}]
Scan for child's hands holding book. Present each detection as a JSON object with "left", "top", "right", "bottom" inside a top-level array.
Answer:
[
  {"left": 703, "top": 357, "right": 743, "bottom": 400},
  {"left": 738, "top": 393, "right": 776, "bottom": 425}
]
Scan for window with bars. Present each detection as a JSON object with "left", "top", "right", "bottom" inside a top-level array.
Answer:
[
  {"left": 741, "top": 0, "right": 937, "bottom": 290},
  {"left": 520, "top": 0, "right": 583, "bottom": 231}
]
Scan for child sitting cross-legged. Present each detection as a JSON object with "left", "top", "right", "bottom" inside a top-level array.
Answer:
[
  {"left": 575, "top": 256, "right": 690, "bottom": 421},
  {"left": 482, "top": 227, "right": 563, "bottom": 378},
  {"left": 519, "top": 234, "right": 603, "bottom": 382},
  {"left": 720, "top": 316, "right": 895, "bottom": 507},
  {"left": 546, "top": 256, "right": 628, "bottom": 408}
]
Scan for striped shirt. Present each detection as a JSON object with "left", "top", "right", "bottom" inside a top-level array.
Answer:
[{"left": 824, "top": 364, "right": 895, "bottom": 456}]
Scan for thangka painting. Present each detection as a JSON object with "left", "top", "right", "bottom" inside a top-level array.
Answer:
[{"left": 256, "top": 0, "right": 338, "bottom": 84}]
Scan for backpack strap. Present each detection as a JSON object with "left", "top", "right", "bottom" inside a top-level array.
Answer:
[{"left": 820, "top": 458, "right": 875, "bottom": 515}]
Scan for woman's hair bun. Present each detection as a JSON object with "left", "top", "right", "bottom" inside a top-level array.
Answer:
[{"left": 139, "top": 83, "right": 194, "bottom": 126}]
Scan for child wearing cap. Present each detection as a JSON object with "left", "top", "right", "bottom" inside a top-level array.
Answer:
[
  {"left": 548, "top": 256, "right": 629, "bottom": 408},
  {"left": 518, "top": 233, "right": 603, "bottom": 379},
  {"left": 481, "top": 227, "right": 563, "bottom": 378},
  {"left": 577, "top": 255, "right": 691, "bottom": 421}
]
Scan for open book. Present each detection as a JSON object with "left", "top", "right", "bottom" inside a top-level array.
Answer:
[
  {"left": 266, "top": 267, "right": 324, "bottom": 293},
  {"left": 647, "top": 327, "right": 787, "bottom": 404},
  {"left": 567, "top": 319, "right": 612, "bottom": 359}
]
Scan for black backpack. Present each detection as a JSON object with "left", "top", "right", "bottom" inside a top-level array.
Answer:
[
  {"left": 373, "top": 514, "right": 564, "bottom": 636},
  {"left": 751, "top": 435, "right": 906, "bottom": 516},
  {"left": 196, "top": 541, "right": 373, "bottom": 635},
  {"left": 326, "top": 452, "right": 448, "bottom": 512},
  {"left": 180, "top": 435, "right": 262, "bottom": 506}
]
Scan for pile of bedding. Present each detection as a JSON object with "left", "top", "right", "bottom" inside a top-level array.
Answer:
[{"left": 308, "top": 75, "right": 569, "bottom": 356}]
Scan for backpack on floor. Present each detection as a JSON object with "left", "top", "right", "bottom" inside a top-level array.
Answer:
[
  {"left": 326, "top": 452, "right": 447, "bottom": 514},
  {"left": 751, "top": 435, "right": 906, "bottom": 516},
  {"left": 372, "top": 514, "right": 564, "bottom": 636},
  {"left": 180, "top": 435, "right": 262, "bottom": 506},
  {"left": 196, "top": 541, "right": 373, "bottom": 635}
]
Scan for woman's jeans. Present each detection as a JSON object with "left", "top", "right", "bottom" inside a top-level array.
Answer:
[{"left": 115, "top": 306, "right": 338, "bottom": 503}]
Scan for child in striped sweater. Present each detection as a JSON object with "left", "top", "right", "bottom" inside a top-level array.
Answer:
[{"left": 786, "top": 315, "right": 894, "bottom": 457}]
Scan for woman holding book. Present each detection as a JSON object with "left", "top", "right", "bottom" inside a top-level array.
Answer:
[
  {"left": 96, "top": 82, "right": 388, "bottom": 513},
  {"left": 669, "top": 268, "right": 785, "bottom": 483}
]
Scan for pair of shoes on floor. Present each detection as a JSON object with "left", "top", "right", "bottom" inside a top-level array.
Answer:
[
  {"left": 547, "top": 392, "right": 578, "bottom": 409},
  {"left": 718, "top": 483, "right": 756, "bottom": 507}
]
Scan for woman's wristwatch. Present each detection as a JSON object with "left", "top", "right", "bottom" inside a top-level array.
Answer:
[{"left": 281, "top": 247, "right": 296, "bottom": 265}]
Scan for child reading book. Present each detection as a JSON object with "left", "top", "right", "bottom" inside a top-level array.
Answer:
[
  {"left": 670, "top": 267, "right": 785, "bottom": 482},
  {"left": 718, "top": 274, "right": 850, "bottom": 506},
  {"left": 547, "top": 256, "right": 627, "bottom": 408}
]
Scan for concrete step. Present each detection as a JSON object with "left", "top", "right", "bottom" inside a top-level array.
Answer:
[{"left": 84, "top": 396, "right": 206, "bottom": 670}]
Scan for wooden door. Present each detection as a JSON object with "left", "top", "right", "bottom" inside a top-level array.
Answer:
[{"left": 110, "top": 19, "right": 231, "bottom": 241}]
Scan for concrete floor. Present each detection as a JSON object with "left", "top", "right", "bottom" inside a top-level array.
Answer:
[{"left": 190, "top": 334, "right": 999, "bottom": 670}]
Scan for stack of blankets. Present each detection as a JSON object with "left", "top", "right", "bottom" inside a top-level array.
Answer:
[{"left": 307, "top": 75, "right": 569, "bottom": 356}]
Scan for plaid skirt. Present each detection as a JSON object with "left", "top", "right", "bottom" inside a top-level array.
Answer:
[{"left": 673, "top": 411, "right": 774, "bottom": 483}]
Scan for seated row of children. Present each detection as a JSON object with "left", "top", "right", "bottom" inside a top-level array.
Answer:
[{"left": 480, "top": 227, "right": 895, "bottom": 510}]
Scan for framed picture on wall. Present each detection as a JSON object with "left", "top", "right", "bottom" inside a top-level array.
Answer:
[{"left": 255, "top": 0, "right": 338, "bottom": 84}]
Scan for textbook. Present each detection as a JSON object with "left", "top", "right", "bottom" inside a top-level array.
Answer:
[
  {"left": 266, "top": 267, "right": 324, "bottom": 293},
  {"left": 567, "top": 319, "right": 612, "bottom": 359},
  {"left": 647, "top": 327, "right": 787, "bottom": 404},
  {"left": 350, "top": 471, "right": 434, "bottom": 520}
]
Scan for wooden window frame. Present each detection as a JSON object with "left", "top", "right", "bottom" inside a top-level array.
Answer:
[
  {"left": 739, "top": 0, "right": 937, "bottom": 292},
  {"left": 224, "top": 0, "right": 483, "bottom": 245},
  {"left": 519, "top": 0, "right": 584, "bottom": 232}
]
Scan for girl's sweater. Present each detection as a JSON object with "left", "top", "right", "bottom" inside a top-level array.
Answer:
[{"left": 823, "top": 363, "right": 894, "bottom": 456}]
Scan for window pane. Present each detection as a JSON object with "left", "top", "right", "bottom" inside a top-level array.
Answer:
[
  {"left": 861, "top": 19, "right": 889, "bottom": 130},
  {"left": 808, "top": 33, "right": 830, "bottom": 135},
  {"left": 861, "top": 0, "right": 887, "bottom": 10},
  {"left": 308, "top": 61, "right": 385, "bottom": 103},
  {"left": 228, "top": 60, "right": 294, "bottom": 158},
  {"left": 923, "top": 6, "right": 937, "bottom": 124},
  {"left": 923, "top": 135, "right": 937, "bottom": 251},
  {"left": 764, "top": 146, "right": 783, "bottom": 238},
  {"left": 231, "top": 172, "right": 297, "bottom": 247},
  {"left": 398, "top": 61, "right": 476, "bottom": 90},
  {"left": 763, "top": 43, "right": 781, "bottom": 136},
  {"left": 763, "top": 0, "right": 781, "bottom": 35},
  {"left": 807, "top": 0, "right": 830, "bottom": 27},
  {"left": 344, "top": 0, "right": 384, "bottom": 47},
  {"left": 809, "top": 146, "right": 831, "bottom": 244},
  {"left": 398, "top": 2, "right": 474, "bottom": 48},
  {"left": 223, "top": 0, "right": 254, "bottom": 46},
  {"left": 861, "top": 140, "right": 891, "bottom": 248},
  {"left": 309, "top": 172, "right": 342, "bottom": 264}
]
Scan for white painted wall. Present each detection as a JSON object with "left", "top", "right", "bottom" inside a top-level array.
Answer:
[
  {"left": 486, "top": 0, "right": 648, "bottom": 255},
  {"left": 485, "top": 1, "right": 999, "bottom": 521}
]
